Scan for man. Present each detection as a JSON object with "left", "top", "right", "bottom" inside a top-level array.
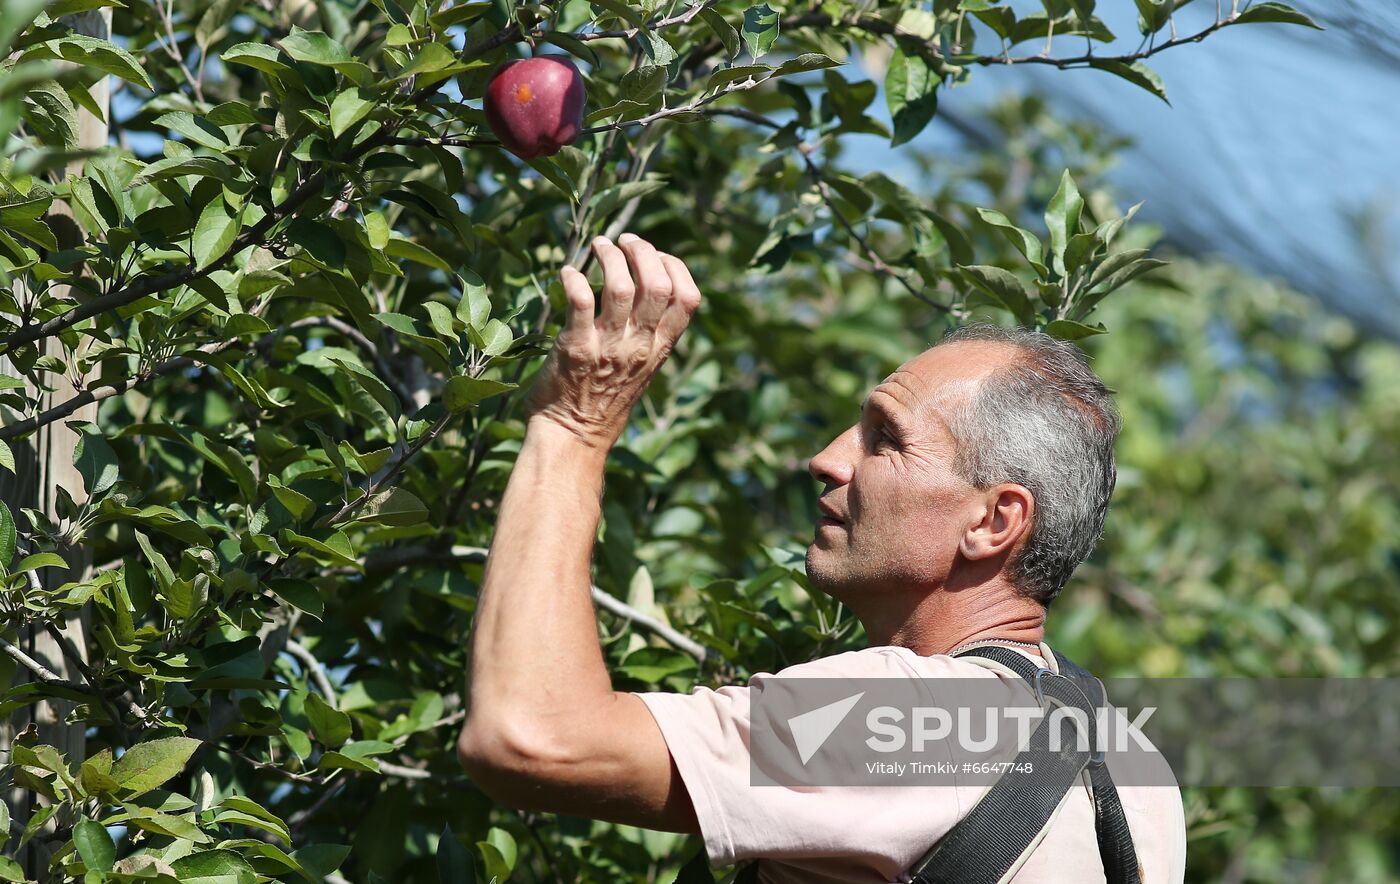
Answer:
[{"left": 457, "top": 234, "right": 1186, "bottom": 882}]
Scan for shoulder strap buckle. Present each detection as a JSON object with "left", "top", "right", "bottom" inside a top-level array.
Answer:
[{"left": 1031, "top": 668, "right": 1106, "bottom": 767}]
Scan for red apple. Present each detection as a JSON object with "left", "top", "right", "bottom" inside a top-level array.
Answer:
[{"left": 484, "top": 56, "right": 586, "bottom": 159}]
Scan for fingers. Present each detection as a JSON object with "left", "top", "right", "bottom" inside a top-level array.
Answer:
[
  {"left": 616, "top": 233, "right": 672, "bottom": 332},
  {"left": 559, "top": 265, "right": 595, "bottom": 331},
  {"left": 592, "top": 236, "right": 636, "bottom": 332},
  {"left": 655, "top": 252, "right": 702, "bottom": 344}
]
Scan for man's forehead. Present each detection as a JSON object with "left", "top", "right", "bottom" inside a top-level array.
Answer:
[{"left": 869, "top": 341, "right": 1012, "bottom": 415}]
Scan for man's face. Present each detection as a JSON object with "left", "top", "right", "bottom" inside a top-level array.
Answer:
[{"left": 805, "top": 341, "right": 1013, "bottom": 607}]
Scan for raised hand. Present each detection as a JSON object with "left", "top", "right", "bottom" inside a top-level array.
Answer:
[{"left": 522, "top": 233, "right": 703, "bottom": 452}]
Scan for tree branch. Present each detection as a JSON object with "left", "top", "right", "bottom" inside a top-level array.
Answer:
[
  {"left": 0, "top": 636, "right": 88, "bottom": 692},
  {"left": 782, "top": 9, "right": 1246, "bottom": 70},
  {"left": 0, "top": 313, "right": 411, "bottom": 441},
  {"left": 360, "top": 544, "right": 713, "bottom": 663},
  {"left": 285, "top": 639, "right": 337, "bottom": 710}
]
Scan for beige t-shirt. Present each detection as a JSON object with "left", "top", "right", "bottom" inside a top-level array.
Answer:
[{"left": 633, "top": 644, "right": 1186, "bottom": 884}]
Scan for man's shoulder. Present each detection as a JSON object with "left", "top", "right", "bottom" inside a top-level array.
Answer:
[{"left": 763, "top": 645, "right": 1003, "bottom": 681}]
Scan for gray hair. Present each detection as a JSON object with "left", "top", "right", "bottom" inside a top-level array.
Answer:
[{"left": 939, "top": 324, "right": 1120, "bottom": 606}]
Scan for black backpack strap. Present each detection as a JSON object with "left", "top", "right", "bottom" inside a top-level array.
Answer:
[{"left": 907, "top": 646, "right": 1140, "bottom": 884}]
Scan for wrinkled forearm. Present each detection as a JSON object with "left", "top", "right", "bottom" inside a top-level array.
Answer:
[{"left": 462, "top": 417, "right": 615, "bottom": 742}]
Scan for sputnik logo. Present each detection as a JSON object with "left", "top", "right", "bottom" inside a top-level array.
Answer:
[{"left": 786, "top": 692, "right": 865, "bottom": 764}]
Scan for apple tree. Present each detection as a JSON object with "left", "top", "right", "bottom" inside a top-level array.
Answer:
[{"left": 0, "top": 0, "right": 1329, "bottom": 881}]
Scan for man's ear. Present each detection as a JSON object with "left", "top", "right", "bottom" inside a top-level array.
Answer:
[{"left": 958, "top": 484, "right": 1034, "bottom": 561}]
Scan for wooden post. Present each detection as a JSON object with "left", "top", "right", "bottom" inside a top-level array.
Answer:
[{"left": 0, "top": 7, "right": 111, "bottom": 873}]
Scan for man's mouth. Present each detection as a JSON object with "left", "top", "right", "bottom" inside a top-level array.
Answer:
[{"left": 816, "top": 516, "right": 844, "bottom": 527}]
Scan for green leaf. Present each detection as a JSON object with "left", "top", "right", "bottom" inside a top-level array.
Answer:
[
  {"left": 443, "top": 376, "right": 517, "bottom": 413},
  {"left": 456, "top": 271, "right": 490, "bottom": 331},
  {"left": 1068, "top": 0, "right": 1097, "bottom": 22},
  {"left": 171, "top": 850, "right": 257, "bottom": 884},
  {"left": 642, "top": 31, "right": 677, "bottom": 67},
  {"left": 154, "top": 111, "right": 230, "bottom": 150},
  {"left": 305, "top": 692, "right": 352, "bottom": 748},
  {"left": 287, "top": 219, "right": 346, "bottom": 267},
  {"left": 399, "top": 42, "right": 457, "bottom": 79},
  {"left": 110, "top": 736, "right": 201, "bottom": 796},
  {"left": 741, "top": 3, "right": 780, "bottom": 60},
  {"left": 267, "top": 475, "right": 315, "bottom": 522},
  {"left": 280, "top": 27, "right": 353, "bottom": 66},
  {"left": 437, "top": 825, "right": 475, "bottom": 884},
  {"left": 620, "top": 65, "right": 667, "bottom": 103},
  {"left": 269, "top": 577, "right": 325, "bottom": 618},
  {"left": 365, "top": 211, "right": 389, "bottom": 250},
  {"left": 700, "top": 7, "right": 739, "bottom": 59},
  {"left": 1234, "top": 2, "right": 1323, "bottom": 29},
  {"left": 1089, "top": 59, "right": 1169, "bottom": 104},
  {"left": 15, "top": 552, "right": 66, "bottom": 573},
  {"left": 318, "top": 739, "right": 392, "bottom": 772},
  {"left": 974, "top": 208, "right": 1046, "bottom": 274},
  {"left": 28, "top": 35, "right": 152, "bottom": 89},
  {"left": 223, "top": 42, "right": 292, "bottom": 76},
  {"left": 1044, "top": 170, "right": 1084, "bottom": 274},
  {"left": 590, "top": 0, "right": 645, "bottom": 29},
  {"left": 70, "top": 422, "right": 119, "bottom": 496},
  {"left": 483, "top": 827, "right": 516, "bottom": 874},
  {"left": 478, "top": 318, "right": 513, "bottom": 357},
  {"left": 292, "top": 844, "right": 351, "bottom": 880},
  {"left": 1133, "top": 0, "right": 1172, "bottom": 33},
  {"left": 1085, "top": 248, "right": 1152, "bottom": 290},
  {"left": 0, "top": 501, "right": 17, "bottom": 571},
  {"left": 590, "top": 179, "right": 668, "bottom": 219},
  {"left": 347, "top": 487, "right": 429, "bottom": 527},
  {"left": 126, "top": 806, "right": 210, "bottom": 843},
  {"left": 884, "top": 47, "right": 939, "bottom": 147},
  {"left": 1093, "top": 201, "right": 1142, "bottom": 248},
  {"left": 192, "top": 199, "right": 240, "bottom": 269},
  {"left": 385, "top": 235, "right": 451, "bottom": 271},
  {"left": 775, "top": 53, "right": 840, "bottom": 76},
  {"left": 79, "top": 750, "right": 119, "bottom": 796},
  {"left": 1064, "top": 231, "right": 1099, "bottom": 275},
  {"left": 477, "top": 840, "right": 512, "bottom": 882},
  {"left": 1044, "top": 319, "right": 1107, "bottom": 340},
  {"left": 330, "top": 87, "right": 374, "bottom": 137},
  {"left": 215, "top": 797, "right": 291, "bottom": 846},
  {"left": 72, "top": 818, "right": 116, "bottom": 873},
  {"left": 924, "top": 210, "right": 973, "bottom": 266},
  {"left": 706, "top": 64, "right": 772, "bottom": 94},
  {"left": 960, "top": 264, "right": 1035, "bottom": 325},
  {"left": 1086, "top": 256, "right": 1169, "bottom": 295},
  {"left": 424, "top": 301, "right": 458, "bottom": 339}
]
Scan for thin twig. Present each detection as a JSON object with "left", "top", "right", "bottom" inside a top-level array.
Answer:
[
  {"left": 285, "top": 315, "right": 418, "bottom": 408},
  {"left": 377, "top": 760, "right": 433, "bottom": 780},
  {"left": 285, "top": 639, "right": 337, "bottom": 709}
]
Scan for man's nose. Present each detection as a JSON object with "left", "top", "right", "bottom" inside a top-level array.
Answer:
[{"left": 808, "top": 429, "right": 856, "bottom": 486}]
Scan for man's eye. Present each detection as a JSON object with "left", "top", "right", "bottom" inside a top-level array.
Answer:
[{"left": 874, "top": 430, "right": 896, "bottom": 449}]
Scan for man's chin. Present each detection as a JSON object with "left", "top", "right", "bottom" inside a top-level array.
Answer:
[{"left": 804, "top": 550, "right": 844, "bottom": 598}]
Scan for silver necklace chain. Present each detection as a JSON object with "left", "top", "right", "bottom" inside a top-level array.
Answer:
[{"left": 947, "top": 637, "right": 1043, "bottom": 657}]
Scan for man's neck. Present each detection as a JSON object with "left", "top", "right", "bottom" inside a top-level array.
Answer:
[{"left": 862, "top": 581, "right": 1047, "bottom": 657}]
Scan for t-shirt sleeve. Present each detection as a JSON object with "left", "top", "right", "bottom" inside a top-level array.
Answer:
[
  {"left": 629, "top": 648, "right": 968, "bottom": 869},
  {"left": 632, "top": 683, "right": 758, "bottom": 864}
]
